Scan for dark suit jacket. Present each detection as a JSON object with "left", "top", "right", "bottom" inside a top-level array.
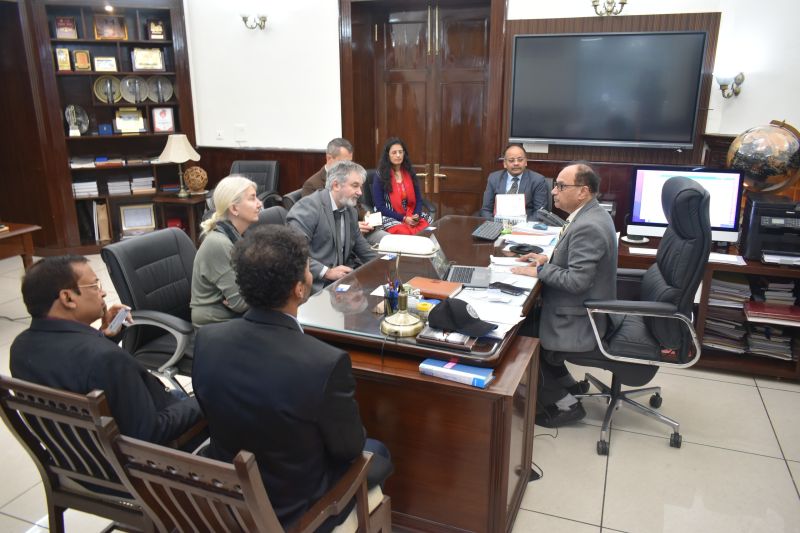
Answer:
[
  {"left": 538, "top": 198, "right": 618, "bottom": 352},
  {"left": 479, "top": 169, "right": 549, "bottom": 221},
  {"left": 301, "top": 166, "right": 327, "bottom": 198},
  {"left": 192, "top": 308, "right": 366, "bottom": 530},
  {"left": 287, "top": 189, "right": 377, "bottom": 291},
  {"left": 10, "top": 318, "right": 202, "bottom": 444}
]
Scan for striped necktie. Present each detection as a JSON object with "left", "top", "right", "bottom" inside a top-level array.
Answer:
[{"left": 508, "top": 177, "right": 519, "bottom": 194}]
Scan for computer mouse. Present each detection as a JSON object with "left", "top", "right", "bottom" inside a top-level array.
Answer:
[
  {"left": 509, "top": 244, "right": 543, "bottom": 255},
  {"left": 533, "top": 222, "right": 548, "bottom": 230}
]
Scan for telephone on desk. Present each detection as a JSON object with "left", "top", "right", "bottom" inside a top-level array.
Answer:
[{"left": 534, "top": 207, "right": 566, "bottom": 227}]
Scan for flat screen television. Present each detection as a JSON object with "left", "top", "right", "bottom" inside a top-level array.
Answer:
[
  {"left": 627, "top": 166, "right": 745, "bottom": 243},
  {"left": 509, "top": 31, "right": 707, "bottom": 149}
]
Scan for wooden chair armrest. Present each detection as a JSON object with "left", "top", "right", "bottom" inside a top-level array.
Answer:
[{"left": 289, "top": 452, "right": 373, "bottom": 533}]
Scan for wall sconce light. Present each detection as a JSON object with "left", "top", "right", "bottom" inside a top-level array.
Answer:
[
  {"left": 241, "top": 14, "right": 267, "bottom": 30},
  {"left": 715, "top": 73, "right": 745, "bottom": 99},
  {"left": 592, "top": 0, "right": 627, "bottom": 16}
]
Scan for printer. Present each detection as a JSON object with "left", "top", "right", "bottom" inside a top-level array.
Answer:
[{"left": 739, "top": 193, "right": 800, "bottom": 260}]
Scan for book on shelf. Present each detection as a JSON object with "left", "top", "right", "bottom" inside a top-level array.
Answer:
[
  {"left": 744, "top": 302, "right": 800, "bottom": 327},
  {"left": 160, "top": 183, "right": 180, "bottom": 193},
  {"left": 70, "top": 157, "right": 95, "bottom": 169},
  {"left": 407, "top": 276, "right": 462, "bottom": 300},
  {"left": 94, "top": 156, "right": 125, "bottom": 168},
  {"left": 132, "top": 187, "right": 157, "bottom": 195},
  {"left": 0, "top": 224, "right": 9, "bottom": 233},
  {"left": 107, "top": 180, "right": 132, "bottom": 196},
  {"left": 415, "top": 325, "right": 477, "bottom": 352},
  {"left": 418, "top": 358, "right": 495, "bottom": 388}
]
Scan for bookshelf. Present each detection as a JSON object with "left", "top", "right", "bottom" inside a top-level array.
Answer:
[{"left": 22, "top": 0, "right": 196, "bottom": 252}]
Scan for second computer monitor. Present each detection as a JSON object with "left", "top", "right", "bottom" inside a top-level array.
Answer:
[{"left": 627, "top": 166, "right": 745, "bottom": 243}]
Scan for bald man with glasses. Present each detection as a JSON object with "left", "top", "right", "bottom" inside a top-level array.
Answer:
[{"left": 479, "top": 143, "right": 549, "bottom": 221}]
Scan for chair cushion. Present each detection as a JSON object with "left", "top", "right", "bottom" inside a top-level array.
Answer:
[
  {"left": 331, "top": 486, "right": 385, "bottom": 533},
  {"left": 133, "top": 334, "right": 194, "bottom": 375},
  {"left": 603, "top": 315, "right": 661, "bottom": 361}
]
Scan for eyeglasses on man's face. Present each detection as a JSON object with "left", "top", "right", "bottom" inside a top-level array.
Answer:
[
  {"left": 504, "top": 157, "right": 526, "bottom": 164},
  {"left": 77, "top": 280, "right": 103, "bottom": 292},
  {"left": 553, "top": 182, "right": 585, "bottom": 192}
]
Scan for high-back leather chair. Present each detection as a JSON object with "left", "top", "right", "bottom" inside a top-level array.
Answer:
[
  {"left": 97, "top": 416, "right": 392, "bottom": 533},
  {"left": 101, "top": 228, "right": 195, "bottom": 389},
  {"left": 575, "top": 176, "right": 711, "bottom": 455},
  {"left": 0, "top": 376, "right": 152, "bottom": 533},
  {"left": 254, "top": 205, "right": 288, "bottom": 226},
  {"left": 230, "top": 160, "right": 281, "bottom": 206},
  {"left": 282, "top": 188, "right": 303, "bottom": 211}
]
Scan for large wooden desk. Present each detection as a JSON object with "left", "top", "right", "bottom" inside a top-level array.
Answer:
[
  {"left": 0, "top": 223, "right": 41, "bottom": 269},
  {"left": 299, "top": 216, "right": 538, "bottom": 532}
]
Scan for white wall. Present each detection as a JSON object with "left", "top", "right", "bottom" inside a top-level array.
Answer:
[
  {"left": 184, "top": 0, "right": 341, "bottom": 149},
  {"left": 184, "top": 0, "right": 798, "bottom": 149}
]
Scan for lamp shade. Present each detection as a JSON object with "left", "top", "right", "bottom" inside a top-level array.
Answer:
[{"left": 158, "top": 134, "right": 200, "bottom": 164}]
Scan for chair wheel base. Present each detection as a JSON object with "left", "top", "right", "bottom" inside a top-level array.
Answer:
[
  {"left": 649, "top": 393, "right": 663, "bottom": 408},
  {"left": 670, "top": 432, "right": 682, "bottom": 448},
  {"left": 597, "top": 440, "right": 609, "bottom": 455}
]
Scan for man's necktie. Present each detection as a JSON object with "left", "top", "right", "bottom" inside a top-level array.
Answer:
[
  {"left": 333, "top": 209, "right": 345, "bottom": 265},
  {"left": 559, "top": 219, "right": 570, "bottom": 238},
  {"left": 508, "top": 177, "right": 520, "bottom": 195}
]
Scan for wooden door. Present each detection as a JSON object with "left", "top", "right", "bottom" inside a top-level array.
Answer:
[{"left": 374, "top": 1, "right": 490, "bottom": 217}]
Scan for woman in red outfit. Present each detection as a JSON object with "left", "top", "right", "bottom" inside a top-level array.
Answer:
[{"left": 372, "top": 137, "right": 431, "bottom": 235}]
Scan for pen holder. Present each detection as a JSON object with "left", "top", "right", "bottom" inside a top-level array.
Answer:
[{"left": 384, "top": 288, "right": 399, "bottom": 316}]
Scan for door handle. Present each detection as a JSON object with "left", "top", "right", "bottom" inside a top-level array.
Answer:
[
  {"left": 433, "top": 163, "right": 446, "bottom": 194},
  {"left": 427, "top": 6, "right": 432, "bottom": 56},
  {"left": 418, "top": 164, "right": 431, "bottom": 194}
]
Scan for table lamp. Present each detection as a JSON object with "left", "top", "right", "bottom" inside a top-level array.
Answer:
[{"left": 158, "top": 134, "right": 200, "bottom": 198}]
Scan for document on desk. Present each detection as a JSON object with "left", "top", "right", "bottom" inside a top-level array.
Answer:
[
  {"left": 455, "top": 290, "right": 526, "bottom": 341},
  {"left": 628, "top": 247, "right": 658, "bottom": 255},
  {"left": 708, "top": 252, "right": 747, "bottom": 266},
  {"left": 502, "top": 234, "right": 556, "bottom": 247}
]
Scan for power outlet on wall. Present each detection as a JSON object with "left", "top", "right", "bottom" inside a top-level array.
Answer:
[
  {"left": 234, "top": 123, "right": 247, "bottom": 142},
  {"left": 215, "top": 129, "right": 224, "bottom": 140}
]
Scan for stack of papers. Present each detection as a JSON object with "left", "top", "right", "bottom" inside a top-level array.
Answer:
[
  {"left": 707, "top": 273, "right": 750, "bottom": 309},
  {"left": 72, "top": 181, "right": 98, "bottom": 198},
  {"left": 107, "top": 180, "right": 132, "bottom": 196}
]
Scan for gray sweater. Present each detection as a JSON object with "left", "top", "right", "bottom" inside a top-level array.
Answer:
[{"left": 190, "top": 230, "right": 248, "bottom": 326}]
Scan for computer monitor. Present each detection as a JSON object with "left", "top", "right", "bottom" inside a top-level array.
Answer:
[{"left": 627, "top": 166, "right": 744, "bottom": 243}]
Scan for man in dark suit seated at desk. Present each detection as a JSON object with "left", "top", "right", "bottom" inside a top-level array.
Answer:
[
  {"left": 512, "top": 163, "right": 617, "bottom": 427},
  {"left": 192, "top": 225, "right": 392, "bottom": 532},
  {"left": 288, "top": 160, "right": 378, "bottom": 293},
  {"left": 10, "top": 256, "right": 203, "bottom": 445},
  {"left": 479, "top": 143, "right": 549, "bottom": 221}
]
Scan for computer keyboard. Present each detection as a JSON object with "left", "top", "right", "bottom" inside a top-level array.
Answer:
[
  {"left": 471, "top": 221, "right": 504, "bottom": 241},
  {"left": 449, "top": 266, "right": 475, "bottom": 284}
]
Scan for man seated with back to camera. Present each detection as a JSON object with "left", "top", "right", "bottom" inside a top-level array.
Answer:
[
  {"left": 10, "top": 256, "right": 203, "bottom": 445},
  {"left": 192, "top": 225, "right": 392, "bottom": 532},
  {"left": 479, "top": 143, "right": 549, "bottom": 221},
  {"left": 301, "top": 137, "right": 387, "bottom": 245},
  {"left": 288, "top": 160, "right": 378, "bottom": 293},
  {"left": 511, "top": 162, "right": 617, "bottom": 427}
]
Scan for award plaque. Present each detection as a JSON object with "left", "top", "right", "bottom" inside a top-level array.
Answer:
[
  {"left": 151, "top": 107, "right": 174, "bottom": 133},
  {"left": 72, "top": 50, "right": 91, "bottom": 71},
  {"left": 147, "top": 19, "right": 165, "bottom": 40},
  {"left": 93, "top": 75, "right": 122, "bottom": 104},
  {"left": 131, "top": 48, "right": 165, "bottom": 71},
  {"left": 146, "top": 76, "right": 173, "bottom": 102},
  {"left": 94, "top": 56, "right": 118, "bottom": 72},
  {"left": 114, "top": 107, "right": 146, "bottom": 134},
  {"left": 120, "top": 76, "right": 148, "bottom": 104},
  {"left": 94, "top": 15, "right": 128, "bottom": 40},
  {"left": 54, "top": 16, "right": 78, "bottom": 39},
  {"left": 64, "top": 104, "right": 89, "bottom": 137},
  {"left": 55, "top": 48, "right": 71, "bottom": 71}
]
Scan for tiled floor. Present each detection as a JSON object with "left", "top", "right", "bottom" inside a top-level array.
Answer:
[{"left": 0, "top": 254, "right": 799, "bottom": 532}]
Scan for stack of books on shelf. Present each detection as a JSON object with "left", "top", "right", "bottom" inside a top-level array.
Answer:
[
  {"left": 746, "top": 324, "right": 796, "bottom": 361},
  {"left": 703, "top": 306, "right": 747, "bottom": 353},
  {"left": 125, "top": 156, "right": 149, "bottom": 167},
  {"left": 160, "top": 183, "right": 181, "bottom": 193},
  {"left": 707, "top": 273, "right": 751, "bottom": 308},
  {"left": 95, "top": 156, "right": 125, "bottom": 168},
  {"left": 72, "top": 181, "right": 98, "bottom": 198},
  {"left": 131, "top": 177, "right": 156, "bottom": 195},
  {"left": 70, "top": 157, "right": 95, "bottom": 169},
  {"left": 107, "top": 179, "right": 132, "bottom": 196}
]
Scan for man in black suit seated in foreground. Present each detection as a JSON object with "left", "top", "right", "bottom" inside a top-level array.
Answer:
[
  {"left": 10, "top": 256, "right": 203, "bottom": 445},
  {"left": 192, "top": 225, "right": 392, "bottom": 532}
]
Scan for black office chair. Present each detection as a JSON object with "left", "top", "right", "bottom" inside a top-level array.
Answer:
[
  {"left": 574, "top": 176, "right": 711, "bottom": 455},
  {"left": 101, "top": 228, "right": 196, "bottom": 390},
  {"left": 254, "top": 205, "right": 288, "bottom": 226},
  {"left": 282, "top": 188, "right": 303, "bottom": 210},
  {"left": 230, "top": 160, "right": 282, "bottom": 207},
  {"left": 363, "top": 168, "right": 437, "bottom": 221}
]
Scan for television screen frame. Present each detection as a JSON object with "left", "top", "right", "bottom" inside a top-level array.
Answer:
[
  {"left": 508, "top": 31, "right": 708, "bottom": 149},
  {"left": 626, "top": 165, "right": 745, "bottom": 243}
]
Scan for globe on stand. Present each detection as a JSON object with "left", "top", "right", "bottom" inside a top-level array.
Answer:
[{"left": 727, "top": 120, "right": 800, "bottom": 194}]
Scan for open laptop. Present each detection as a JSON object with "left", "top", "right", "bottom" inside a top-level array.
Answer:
[{"left": 429, "top": 235, "right": 492, "bottom": 288}]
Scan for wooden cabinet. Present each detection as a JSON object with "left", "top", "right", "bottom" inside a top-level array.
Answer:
[{"left": 13, "top": 0, "right": 195, "bottom": 253}]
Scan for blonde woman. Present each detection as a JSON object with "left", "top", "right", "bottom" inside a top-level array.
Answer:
[{"left": 190, "top": 176, "right": 262, "bottom": 326}]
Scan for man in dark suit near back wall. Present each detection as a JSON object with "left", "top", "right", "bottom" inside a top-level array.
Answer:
[
  {"left": 480, "top": 143, "right": 549, "bottom": 221},
  {"left": 192, "top": 224, "right": 391, "bottom": 532}
]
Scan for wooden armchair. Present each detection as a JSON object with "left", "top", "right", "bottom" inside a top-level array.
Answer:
[
  {"left": 96, "top": 416, "right": 391, "bottom": 532},
  {"left": 0, "top": 375, "right": 152, "bottom": 533}
]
